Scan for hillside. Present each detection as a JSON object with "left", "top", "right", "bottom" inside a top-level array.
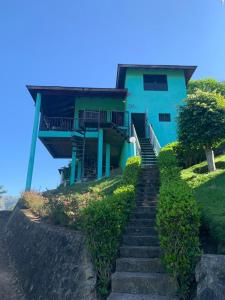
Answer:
[
  {"left": 181, "top": 153, "right": 225, "bottom": 253},
  {"left": 22, "top": 173, "right": 123, "bottom": 227}
]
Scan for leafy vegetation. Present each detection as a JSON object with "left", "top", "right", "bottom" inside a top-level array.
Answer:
[
  {"left": 122, "top": 156, "right": 141, "bottom": 185},
  {"left": 181, "top": 154, "right": 225, "bottom": 254},
  {"left": 188, "top": 78, "right": 225, "bottom": 96},
  {"left": 22, "top": 175, "right": 122, "bottom": 225},
  {"left": 21, "top": 191, "right": 47, "bottom": 216},
  {"left": 178, "top": 90, "right": 225, "bottom": 171},
  {"left": 157, "top": 144, "right": 201, "bottom": 299},
  {"left": 81, "top": 184, "right": 135, "bottom": 296},
  {"left": 80, "top": 156, "right": 141, "bottom": 297}
]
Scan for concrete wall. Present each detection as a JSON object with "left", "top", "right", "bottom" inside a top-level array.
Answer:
[
  {"left": 124, "top": 68, "right": 187, "bottom": 146},
  {"left": 6, "top": 209, "right": 97, "bottom": 300}
]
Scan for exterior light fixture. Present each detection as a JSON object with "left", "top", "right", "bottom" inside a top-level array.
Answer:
[{"left": 129, "top": 136, "right": 136, "bottom": 143}]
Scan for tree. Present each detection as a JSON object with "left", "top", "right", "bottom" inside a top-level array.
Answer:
[
  {"left": 188, "top": 78, "right": 225, "bottom": 97},
  {"left": 0, "top": 185, "right": 5, "bottom": 197},
  {"left": 178, "top": 91, "right": 225, "bottom": 172},
  {"left": 0, "top": 186, "right": 6, "bottom": 210}
]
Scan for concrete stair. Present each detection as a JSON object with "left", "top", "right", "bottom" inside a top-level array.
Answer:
[
  {"left": 139, "top": 139, "right": 157, "bottom": 167},
  {"left": 120, "top": 246, "right": 161, "bottom": 258},
  {"left": 111, "top": 272, "right": 177, "bottom": 295},
  {"left": 107, "top": 166, "right": 177, "bottom": 300},
  {"left": 108, "top": 293, "right": 177, "bottom": 300},
  {"left": 116, "top": 258, "right": 164, "bottom": 273}
]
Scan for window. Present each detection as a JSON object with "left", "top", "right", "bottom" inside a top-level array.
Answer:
[
  {"left": 159, "top": 113, "right": 171, "bottom": 122},
  {"left": 143, "top": 74, "right": 168, "bottom": 91}
]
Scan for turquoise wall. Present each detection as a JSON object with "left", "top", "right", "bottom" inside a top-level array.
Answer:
[
  {"left": 119, "top": 141, "right": 135, "bottom": 170},
  {"left": 124, "top": 68, "right": 187, "bottom": 146},
  {"left": 74, "top": 97, "right": 125, "bottom": 119}
]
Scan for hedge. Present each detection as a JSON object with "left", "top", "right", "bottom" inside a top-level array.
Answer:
[
  {"left": 123, "top": 156, "right": 141, "bottom": 185},
  {"left": 81, "top": 156, "right": 141, "bottom": 297},
  {"left": 156, "top": 143, "right": 201, "bottom": 299}
]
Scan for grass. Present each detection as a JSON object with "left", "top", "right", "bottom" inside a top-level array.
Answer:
[
  {"left": 22, "top": 174, "right": 123, "bottom": 226},
  {"left": 47, "top": 174, "right": 122, "bottom": 197},
  {"left": 181, "top": 154, "right": 225, "bottom": 253}
]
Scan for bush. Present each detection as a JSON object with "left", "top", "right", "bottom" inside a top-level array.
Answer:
[
  {"left": 123, "top": 156, "right": 141, "bottom": 185},
  {"left": 81, "top": 185, "right": 135, "bottom": 297},
  {"left": 157, "top": 144, "right": 201, "bottom": 299},
  {"left": 21, "top": 191, "right": 47, "bottom": 216},
  {"left": 44, "top": 196, "right": 71, "bottom": 226},
  {"left": 80, "top": 156, "right": 140, "bottom": 297}
]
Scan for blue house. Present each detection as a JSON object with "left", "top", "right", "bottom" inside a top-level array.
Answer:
[{"left": 25, "top": 64, "right": 196, "bottom": 189}]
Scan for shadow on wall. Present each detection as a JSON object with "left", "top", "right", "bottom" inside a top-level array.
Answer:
[{"left": 5, "top": 208, "right": 97, "bottom": 300}]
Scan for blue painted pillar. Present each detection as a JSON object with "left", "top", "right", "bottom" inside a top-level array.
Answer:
[
  {"left": 97, "top": 129, "right": 103, "bottom": 180},
  {"left": 77, "top": 160, "right": 82, "bottom": 181},
  {"left": 105, "top": 143, "right": 110, "bottom": 177},
  {"left": 70, "top": 147, "right": 76, "bottom": 185},
  {"left": 25, "top": 93, "right": 41, "bottom": 191}
]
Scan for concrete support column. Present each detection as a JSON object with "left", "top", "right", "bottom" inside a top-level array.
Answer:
[
  {"left": 25, "top": 93, "right": 41, "bottom": 191},
  {"left": 97, "top": 129, "right": 103, "bottom": 180},
  {"left": 77, "top": 160, "right": 82, "bottom": 182},
  {"left": 105, "top": 143, "right": 111, "bottom": 177},
  {"left": 70, "top": 147, "right": 76, "bottom": 185}
]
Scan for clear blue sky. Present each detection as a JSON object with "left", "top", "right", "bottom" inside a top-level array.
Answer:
[{"left": 0, "top": 0, "right": 224, "bottom": 196}]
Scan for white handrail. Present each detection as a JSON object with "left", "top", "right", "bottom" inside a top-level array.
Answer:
[
  {"left": 148, "top": 123, "right": 161, "bottom": 156},
  {"left": 132, "top": 124, "right": 141, "bottom": 156}
]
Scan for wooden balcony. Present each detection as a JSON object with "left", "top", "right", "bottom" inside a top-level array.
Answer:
[{"left": 39, "top": 110, "right": 129, "bottom": 132}]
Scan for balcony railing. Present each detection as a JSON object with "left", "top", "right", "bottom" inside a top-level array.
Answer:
[
  {"left": 40, "top": 116, "right": 74, "bottom": 131},
  {"left": 39, "top": 110, "right": 129, "bottom": 132}
]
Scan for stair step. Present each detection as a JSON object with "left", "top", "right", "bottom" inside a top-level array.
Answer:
[
  {"left": 136, "top": 192, "right": 158, "bottom": 197},
  {"left": 116, "top": 257, "right": 164, "bottom": 273},
  {"left": 142, "top": 159, "right": 156, "bottom": 161},
  {"left": 131, "top": 212, "right": 156, "bottom": 219},
  {"left": 111, "top": 272, "right": 177, "bottom": 296},
  {"left": 136, "top": 203, "right": 157, "bottom": 208},
  {"left": 137, "top": 188, "right": 158, "bottom": 192},
  {"left": 108, "top": 293, "right": 178, "bottom": 300},
  {"left": 120, "top": 246, "right": 160, "bottom": 258},
  {"left": 136, "top": 207, "right": 156, "bottom": 214},
  {"left": 123, "top": 235, "right": 159, "bottom": 246},
  {"left": 125, "top": 226, "right": 157, "bottom": 236},
  {"left": 136, "top": 199, "right": 157, "bottom": 204},
  {"left": 129, "top": 219, "right": 155, "bottom": 227}
]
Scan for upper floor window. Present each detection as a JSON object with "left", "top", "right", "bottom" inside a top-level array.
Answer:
[
  {"left": 159, "top": 113, "right": 171, "bottom": 122},
  {"left": 143, "top": 74, "right": 168, "bottom": 91}
]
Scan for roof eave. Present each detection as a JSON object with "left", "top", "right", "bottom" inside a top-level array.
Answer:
[
  {"left": 116, "top": 64, "right": 197, "bottom": 88},
  {"left": 26, "top": 85, "right": 128, "bottom": 101}
]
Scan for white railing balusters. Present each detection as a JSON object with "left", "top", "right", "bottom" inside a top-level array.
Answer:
[
  {"left": 148, "top": 123, "right": 161, "bottom": 156},
  {"left": 132, "top": 124, "right": 141, "bottom": 156}
]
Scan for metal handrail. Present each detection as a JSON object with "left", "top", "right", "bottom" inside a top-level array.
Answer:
[
  {"left": 132, "top": 124, "right": 141, "bottom": 156},
  {"left": 148, "top": 123, "right": 161, "bottom": 156}
]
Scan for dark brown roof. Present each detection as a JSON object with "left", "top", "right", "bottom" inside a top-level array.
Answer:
[
  {"left": 116, "top": 64, "right": 197, "bottom": 88},
  {"left": 27, "top": 85, "right": 127, "bottom": 101}
]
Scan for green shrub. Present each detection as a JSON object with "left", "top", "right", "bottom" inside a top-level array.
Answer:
[
  {"left": 123, "top": 156, "right": 141, "bottom": 185},
  {"left": 80, "top": 156, "right": 140, "bottom": 297},
  {"left": 157, "top": 144, "right": 201, "bottom": 299},
  {"left": 80, "top": 184, "right": 135, "bottom": 297},
  {"left": 44, "top": 196, "right": 71, "bottom": 226}
]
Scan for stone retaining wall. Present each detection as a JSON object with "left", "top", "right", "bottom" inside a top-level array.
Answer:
[{"left": 5, "top": 209, "right": 97, "bottom": 300}]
